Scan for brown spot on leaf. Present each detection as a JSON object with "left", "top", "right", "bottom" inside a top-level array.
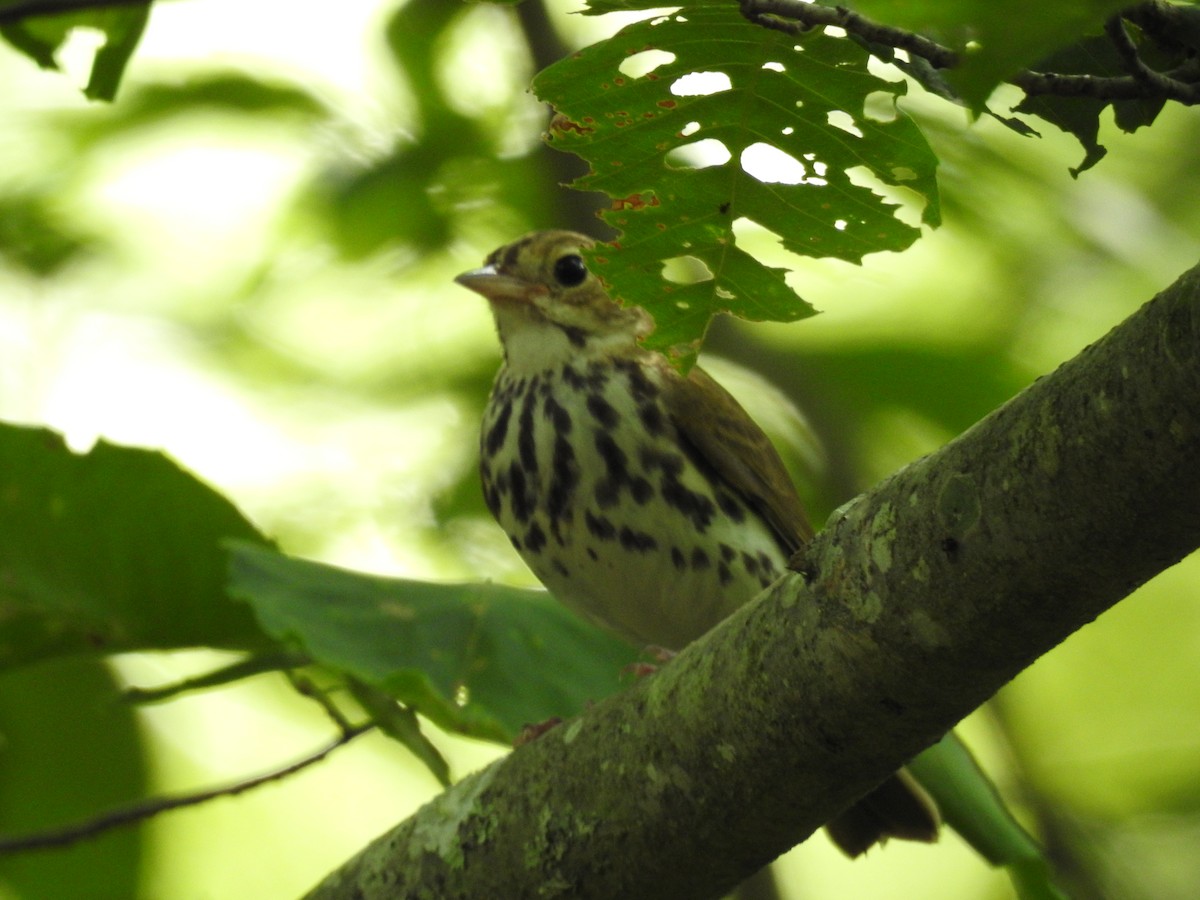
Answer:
[
  {"left": 549, "top": 114, "right": 593, "bottom": 136},
  {"left": 612, "top": 193, "right": 658, "bottom": 211}
]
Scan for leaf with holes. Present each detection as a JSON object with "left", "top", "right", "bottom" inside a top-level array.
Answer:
[{"left": 534, "top": 2, "right": 938, "bottom": 363}]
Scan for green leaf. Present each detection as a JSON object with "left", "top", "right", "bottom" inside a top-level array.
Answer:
[
  {"left": 1014, "top": 34, "right": 1173, "bottom": 176},
  {"left": 0, "top": 422, "right": 273, "bottom": 668},
  {"left": 535, "top": 3, "right": 938, "bottom": 362},
  {"left": 0, "top": 192, "right": 97, "bottom": 277},
  {"left": 0, "top": 657, "right": 146, "bottom": 897},
  {"left": 0, "top": 0, "right": 150, "bottom": 100},
  {"left": 848, "top": 0, "right": 1130, "bottom": 110},
  {"left": 83, "top": 3, "right": 150, "bottom": 101},
  {"left": 314, "top": 143, "right": 454, "bottom": 259},
  {"left": 227, "top": 543, "right": 639, "bottom": 745},
  {"left": 911, "top": 733, "right": 1068, "bottom": 900}
]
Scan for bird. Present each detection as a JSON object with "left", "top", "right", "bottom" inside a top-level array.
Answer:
[{"left": 456, "top": 228, "right": 939, "bottom": 857}]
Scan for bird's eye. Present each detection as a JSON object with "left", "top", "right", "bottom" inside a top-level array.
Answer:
[{"left": 552, "top": 253, "right": 588, "bottom": 287}]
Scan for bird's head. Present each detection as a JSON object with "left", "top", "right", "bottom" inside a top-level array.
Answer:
[{"left": 456, "top": 230, "right": 654, "bottom": 372}]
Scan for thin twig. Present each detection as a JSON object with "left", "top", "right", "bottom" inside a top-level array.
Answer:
[
  {"left": 740, "top": 0, "right": 959, "bottom": 68},
  {"left": 121, "top": 651, "right": 311, "bottom": 705},
  {"left": 0, "top": 723, "right": 374, "bottom": 854},
  {"left": 1012, "top": 68, "right": 1200, "bottom": 103},
  {"left": 739, "top": 0, "right": 1200, "bottom": 106}
]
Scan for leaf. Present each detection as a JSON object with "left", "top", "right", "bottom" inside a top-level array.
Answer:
[
  {"left": 535, "top": 2, "right": 938, "bottom": 362},
  {"left": 911, "top": 733, "right": 1068, "bottom": 900},
  {"left": 0, "top": 657, "right": 146, "bottom": 897},
  {"left": 313, "top": 142, "right": 454, "bottom": 259},
  {"left": 1014, "top": 34, "right": 1172, "bottom": 176},
  {"left": 0, "top": 0, "right": 150, "bottom": 100},
  {"left": 848, "top": 0, "right": 1130, "bottom": 110},
  {"left": 0, "top": 423, "right": 273, "bottom": 668},
  {"left": 0, "top": 192, "right": 97, "bottom": 277},
  {"left": 83, "top": 3, "right": 150, "bottom": 101},
  {"left": 227, "top": 543, "right": 640, "bottom": 744}
]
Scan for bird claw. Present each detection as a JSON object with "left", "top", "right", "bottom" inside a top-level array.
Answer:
[
  {"left": 622, "top": 645, "right": 677, "bottom": 679},
  {"left": 513, "top": 716, "right": 564, "bottom": 747}
]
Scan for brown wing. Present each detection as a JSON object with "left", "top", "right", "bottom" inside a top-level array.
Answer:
[{"left": 661, "top": 363, "right": 814, "bottom": 554}]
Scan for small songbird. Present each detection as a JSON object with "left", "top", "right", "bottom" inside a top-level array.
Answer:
[{"left": 457, "top": 229, "right": 938, "bottom": 857}]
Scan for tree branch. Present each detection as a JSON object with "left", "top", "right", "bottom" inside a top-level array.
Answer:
[
  {"left": 740, "top": 0, "right": 960, "bottom": 69},
  {"left": 740, "top": 0, "right": 1200, "bottom": 106},
  {"left": 304, "top": 263, "right": 1200, "bottom": 898},
  {"left": 0, "top": 722, "right": 373, "bottom": 854}
]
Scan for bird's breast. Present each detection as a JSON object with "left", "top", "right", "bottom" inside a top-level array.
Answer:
[{"left": 481, "top": 358, "right": 786, "bottom": 649}]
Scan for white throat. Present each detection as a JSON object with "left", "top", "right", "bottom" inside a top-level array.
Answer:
[{"left": 493, "top": 308, "right": 637, "bottom": 375}]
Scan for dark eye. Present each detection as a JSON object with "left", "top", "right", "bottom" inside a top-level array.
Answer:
[{"left": 552, "top": 253, "right": 588, "bottom": 287}]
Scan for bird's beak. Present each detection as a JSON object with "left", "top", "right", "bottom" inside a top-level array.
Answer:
[{"left": 455, "top": 266, "right": 544, "bottom": 304}]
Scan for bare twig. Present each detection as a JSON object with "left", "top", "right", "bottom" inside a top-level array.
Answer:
[
  {"left": 740, "top": 0, "right": 959, "bottom": 69},
  {"left": 121, "top": 651, "right": 311, "bottom": 705},
  {"left": 0, "top": 722, "right": 373, "bottom": 854},
  {"left": 740, "top": 0, "right": 1200, "bottom": 106},
  {"left": 1011, "top": 68, "right": 1200, "bottom": 103}
]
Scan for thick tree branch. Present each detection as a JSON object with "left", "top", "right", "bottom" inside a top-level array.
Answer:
[{"left": 306, "top": 263, "right": 1200, "bottom": 899}]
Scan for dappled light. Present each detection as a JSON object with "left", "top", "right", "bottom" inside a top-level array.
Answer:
[{"left": 2, "top": 2, "right": 1200, "bottom": 899}]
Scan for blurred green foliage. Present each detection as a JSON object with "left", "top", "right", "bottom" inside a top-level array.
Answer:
[
  {"left": 0, "top": 0, "right": 148, "bottom": 100},
  {"left": 0, "top": 1, "right": 1198, "bottom": 898}
]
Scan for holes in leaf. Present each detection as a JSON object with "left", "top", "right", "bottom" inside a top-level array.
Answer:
[
  {"left": 864, "top": 90, "right": 897, "bottom": 123},
  {"left": 671, "top": 71, "right": 732, "bottom": 96},
  {"left": 666, "top": 139, "right": 731, "bottom": 170},
  {"left": 826, "top": 110, "right": 864, "bottom": 137},
  {"left": 679, "top": 121, "right": 701, "bottom": 137},
  {"left": 846, "top": 165, "right": 926, "bottom": 227},
  {"left": 619, "top": 50, "right": 676, "bottom": 80},
  {"left": 740, "top": 143, "right": 824, "bottom": 186},
  {"left": 802, "top": 153, "right": 829, "bottom": 182},
  {"left": 762, "top": 61, "right": 785, "bottom": 72},
  {"left": 661, "top": 256, "right": 714, "bottom": 285}
]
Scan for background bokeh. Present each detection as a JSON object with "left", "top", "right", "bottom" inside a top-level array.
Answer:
[{"left": 1, "top": 1, "right": 1198, "bottom": 897}]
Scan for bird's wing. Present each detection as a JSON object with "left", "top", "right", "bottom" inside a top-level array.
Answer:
[{"left": 661, "top": 363, "right": 814, "bottom": 555}]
